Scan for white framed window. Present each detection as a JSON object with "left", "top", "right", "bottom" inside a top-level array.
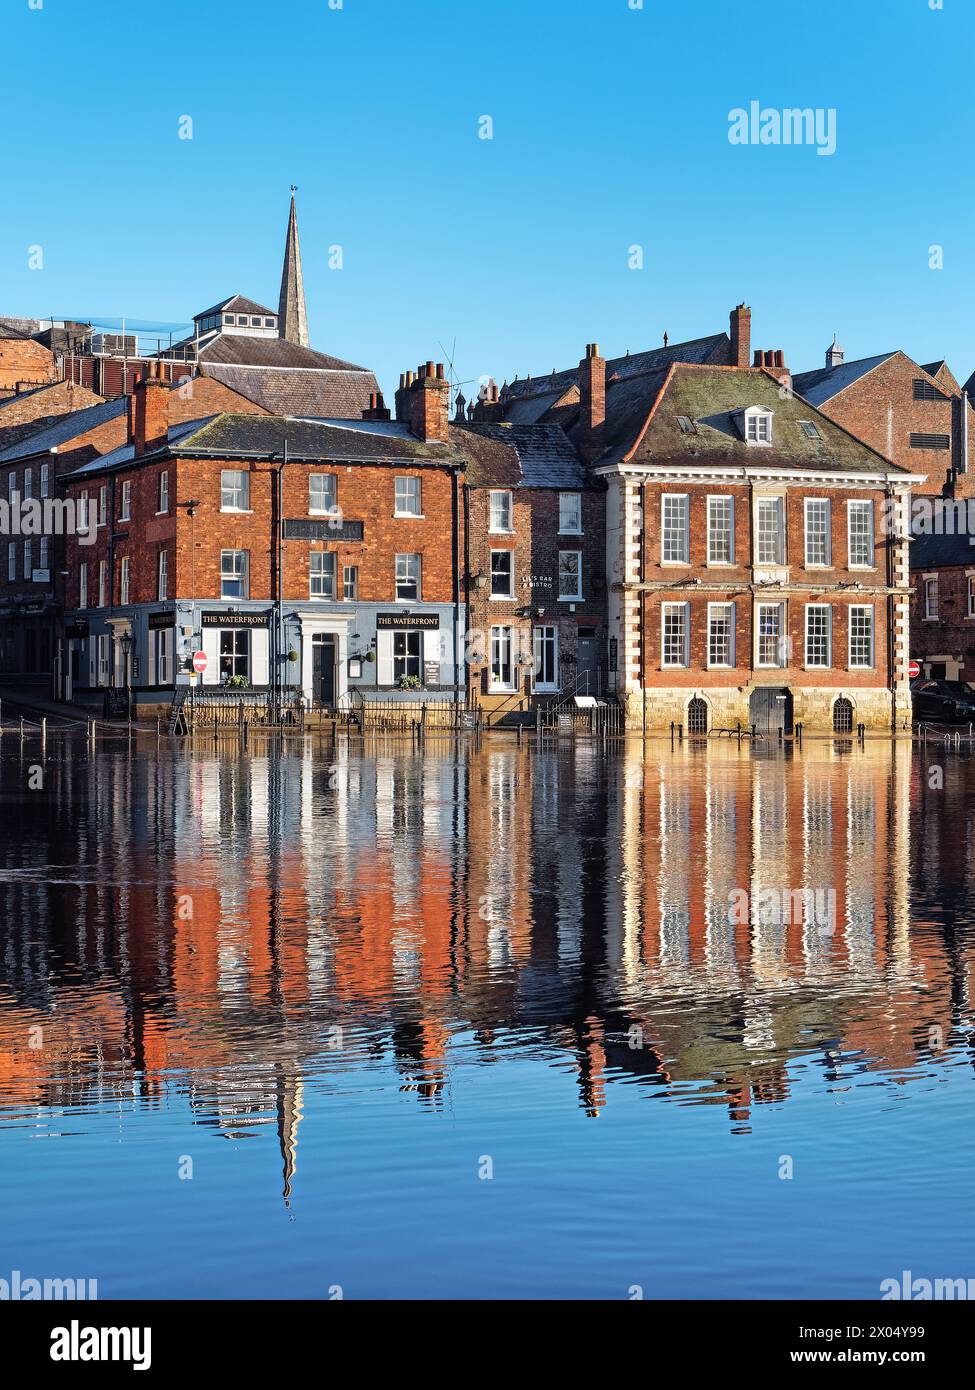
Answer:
[
  {"left": 23, "top": 468, "right": 32, "bottom": 501},
  {"left": 393, "top": 630, "right": 422, "bottom": 683},
  {"left": 78, "top": 490, "right": 89, "bottom": 528},
  {"left": 98, "top": 559, "right": 107, "bottom": 607},
  {"left": 157, "top": 550, "right": 169, "bottom": 601},
  {"left": 6, "top": 472, "right": 15, "bottom": 502},
  {"left": 310, "top": 551, "right": 337, "bottom": 598},
  {"left": 490, "top": 550, "right": 514, "bottom": 598},
  {"left": 97, "top": 633, "right": 109, "bottom": 686},
  {"left": 120, "top": 555, "right": 130, "bottom": 606},
  {"left": 849, "top": 605, "right": 874, "bottom": 668},
  {"left": 804, "top": 498, "right": 831, "bottom": 567},
  {"left": 394, "top": 476, "right": 422, "bottom": 516},
  {"left": 489, "top": 624, "right": 516, "bottom": 691},
  {"left": 848, "top": 499, "right": 874, "bottom": 568},
  {"left": 804, "top": 603, "right": 831, "bottom": 668},
  {"left": 923, "top": 575, "right": 938, "bottom": 619},
  {"left": 219, "top": 629, "right": 250, "bottom": 682},
  {"left": 119, "top": 480, "right": 131, "bottom": 521},
  {"left": 220, "top": 549, "right": 248, "bottom": 598},
  {"left": 968, "top": 575, "right": 975, "bottom": 618},
  {"left": 533, "top": 625, "right": 558, "bottom": 690},
  {"left": 22, "top": 540, "right": 31, "bottom": 579},
  {"left": 39, "top": 536, "right": 49, "bottom": 571},
  {"left": 40, "top": 462, "right": 49, "bottom": 498},
  {"left": 559, "top": 492, "right": 582, "bottom": 534},
  {"left": 707, "top": 496, "right": 734, "bottom": 564},
  {"left": 707, "top": 602, "right": 735, "bottom": 667},
  {"left": 661, "top": 493, "right": 690, "bottom": 564},
  {"left": 7, "top": 541, "right": 15, "bottom": 581},
  {"left": 744, "top": 407, "right": 773, "bottom": 445},
  {"left": 756, "top": 496, "right": 785, "bottom": 565},
  {"left": 158, "top": 471, "right": 169, "bottom": 514},
  {"left": 155, "top": 627, "right": 170, "bottom": 685},
  {"left": 343, "top": 565, "right": 358, "bottom": 600},
  {"left": 558, "top": 550, "right": 582, "bottom": 600},
  {"left": 661, "top": 602, "right": 690, "bottom": 667},
  {"left": 98, "top": 485, "right": 107, "bottom": 527},
  {"left": 79, "top": 562, "right": 88, "bottom": 608},
  {"left": 757, "top": 602, "right": 786, "bottom": 667},
  {"left": 309, "top": 474, "right": 337, "bottom": 514},
  {"left": 489, "top": 490, "right": 513, "bottom": 532},
  {"left": 395, "top": 552, "right": 421, "bottom": 600},
  {"left": 220, "top": 469, "right": 249, "bottom": 511}
]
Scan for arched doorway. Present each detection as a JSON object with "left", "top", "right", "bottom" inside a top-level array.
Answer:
[
  {"left": 749, "top": 686, "right": 793, "bottom": 735},
  {"left": 687, "top": 697, "right": 709, "bottom": 735},
  {"left": 833, "top": 696, "right": 853, "bottom": 734}
]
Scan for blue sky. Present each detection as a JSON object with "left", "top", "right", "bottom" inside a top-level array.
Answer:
[{"left": 1, "top": 0, "right": 971, "bottom": 398}]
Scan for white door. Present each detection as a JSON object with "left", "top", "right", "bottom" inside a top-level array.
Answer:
[
  {"left": 533, "top": 625, "right": 558, "bottom": 691},
  {"left": 490, "top": 625, "right": 516, "bottom": 692}
]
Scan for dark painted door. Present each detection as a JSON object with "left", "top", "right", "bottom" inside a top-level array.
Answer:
[
  {"left": 312, "top": 635, "right": 336, "bottom": 707},
  {"left": 749, "top": 686, "right": 793, "bottom": 735},
  {"left": 576, "top": 636, "right": 599, "bottom": 695}
]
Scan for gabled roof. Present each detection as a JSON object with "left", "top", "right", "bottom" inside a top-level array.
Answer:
[
  {"left": 200, "top": 362, "right": 379, "bottom": 419},
  {"left": 194, "top": 295, "right": 276, "bottom": 320},
  {"left": 196, "top": 334, "right": 370, "bottom": 373},
  {"left": 501, "top": 332, "right": 729, "bottom": 408},
  {"left": 0, "top": 398, "right": 126, "bottom": 463},
  {"left": 607, "top": 364, "right": 911, "bottom": 476},
  {"left": 462, "top": 423, "right": 586, "bottom": 488},
  {"left": 791, "top": 352, "right": 897, "bottom": 406}
]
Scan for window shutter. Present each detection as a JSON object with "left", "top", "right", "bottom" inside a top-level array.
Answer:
[
  {"left": 147, "top": 631, "right": 157, "bottom": 686},
  {"left": 88, "top": 637, "right": 96, "bottom": 688},
  {"left": 201, "top": 628, "right": 220, "bottom": 685},
  {"left": 425, "top": 627, "right": 448, "bottom": 683},
  {"left": 250, "top": 630, "right": 269, "bottom": 687},
  {"left": 376, "top": 631, "right": 394, "bottom": 686}
]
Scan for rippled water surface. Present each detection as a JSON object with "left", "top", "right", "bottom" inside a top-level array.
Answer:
[{"left": 1, "top": 734, "right": 973, "bottom": 1298}]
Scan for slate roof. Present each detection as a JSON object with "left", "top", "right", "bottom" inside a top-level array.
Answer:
[
  {"left": 614, "top": 365, "right": 911, "bottom": 475},
  {"left": 194, "top": 295, "right": 276, "bottom": 320},
  {"left": 200, "top": 362, "right": 378, "bottom": 419},
  {"left": 910, "top": 503, "right": 975, "bottom": 569},
  {"left": 462, "top": 423, "right": 587, "bottom": 488},
  {"left": 501, "top": 332, "right": 729, "bottom": 409},
  {"left": 791, "top": 352, "right": 897, "bottom": 406},
  {"left": 195, "top": 334, "right": 370, "bottom": 373},
  {"left": 0, "top": 398, "right": 126, "bottom": 463},
  {"left": 64, "top": 419, "right": 211, "bottom": 478}
]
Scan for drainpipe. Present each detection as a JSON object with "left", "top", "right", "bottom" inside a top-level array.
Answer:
[
  {"left": 276, "top": 444, "right": 286, "bottom": 712},
  {"left": 455, "top": 466, "right": 465, "bottom": 706},
  {"left": 962, "top": 390, "right": 969, "bottom": 479},
  {"left": 885, "top": 480, "right": 896, "bottom": 732}
]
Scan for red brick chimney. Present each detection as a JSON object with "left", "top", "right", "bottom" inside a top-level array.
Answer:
[
  {"left": 362, "top": 390, "right": 391, "bottom": 422},
  {"left": 408, "top": 362, "right": 450, "bottom": 442},
  {"left": 395, "top": 371, "right": 415, "bottom": 423},
  {"left": 730, "top": 304, "right": 752, "bottom": 368},
  {"left": 754, "top": 348, "right": 792, "bottom": 395},
  {"left": 133, "top": 360, "right": 169, "bottom": 457},
  {"left": 578, "top": 342, "right": 606, "bottom": 460}
]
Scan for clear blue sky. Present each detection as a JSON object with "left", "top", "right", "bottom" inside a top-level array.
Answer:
[{"left": 1, "top": 0, "right": 972, "bottom": 398}]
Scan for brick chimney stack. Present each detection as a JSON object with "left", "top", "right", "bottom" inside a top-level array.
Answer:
[
  {"left": 133, "top": 360, "right": 169, "bottom": 458},
  {"left": 395, "top": 371, "right": 415, "bottom": 423},
  {"left": 408, "top": 362, "right": 450, "bottom": 442},
  {"left": 730, "top": 304, "right": 752, "bottom": 368},
  {"left": 578, "top": 342, "right": 606, "bottom": 460},
  {"left": 362, "top": 390, "right": 391, "bottom": 422},
  {"left": 754, "top": 348, "right": 791, "bottom": 395}
]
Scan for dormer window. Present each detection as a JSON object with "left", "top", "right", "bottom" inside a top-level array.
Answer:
[{"left": 742, "top": 406, "right": 773, "bottom": 446}]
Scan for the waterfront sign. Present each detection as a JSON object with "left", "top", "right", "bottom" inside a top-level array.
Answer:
[{"left": 376, "top": 613, "right": 440, "bottom": 629}]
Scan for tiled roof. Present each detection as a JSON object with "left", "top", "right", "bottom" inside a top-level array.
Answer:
[
  {"left": 621, "top": 365, "right": 909, "bottom": 475},
  {"left": 194, "top": 295, "right": 276, "bottom": 320},
  {"left": 910, "top": 507, "right": 975, "bottom": 569},
  {"left": 0, "top": 398, "right": 126, "bottom": 462},
  {"left": 791, "top": 352, "right": 897, "bottom": 406},
  {"left": 200, "top": 362, "right": 379, "bottom": 418},
  {"left": 501, "top": 333, "right": 729, "bottom": 407},
  {"left": 464, "top": 423, "right": 587, "bottom": 489},
  {"left": 160, "top": 413, "right": 473, "bottom": 464}
]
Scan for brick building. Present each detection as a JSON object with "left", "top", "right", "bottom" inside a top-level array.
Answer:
[
  {"left": 0, "top": 322, "right": 57, "bottom": 395},
  {"left": 591, "top": 354, "right": 921, "bottom": 734},
  {"left": 60, "top": 363, "right": 508, "bottom": 716},
  {"left": 793, "top": 341, "right": 975, "bottom": 498},
  {"left": 908, "top": 522, "right": 975, "bottom": 682}
]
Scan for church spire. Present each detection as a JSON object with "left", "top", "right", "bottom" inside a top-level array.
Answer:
[{"left": 278, "top": 186, "right": 309, "bottom": 348}]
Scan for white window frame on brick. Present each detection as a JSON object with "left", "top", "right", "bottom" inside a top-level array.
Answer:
[
  {"left": 79, "top": 562, "right": 88, "bottom": 609},
  {"left": 158, "top": 471, "right": 169, "bottom": 515},
  {"left": 79, "top": 490, "right": 89, "bottom": 529},
  {"left": 756, "top": 601, "right": 787, "bottom": 668},
  {"left": 7, "top": 472, "right": 15, "bottom": 502},
  {"left": 394, "top": 475, "right": 422, "bottom": 517},
  {"left": 558, "top": 492, "right": 583, "bottom": 534},
  {"left": 309, "top": 474, "right": 338, "bottom": 515},
  {"left": 661, "top": 601, "right": 690, "bottom": 668},
  {"left": 23, "top": 540, "right": 32, "bottom": 579},
  {"left": 849, "top": 604, "right": 874, "bottom": 669},
  {"left": 23, "top": 467, "right": 32, "bottom": 501},
  {"left": 343, "top": 565, "right": 358, "bottom": 600},
  {"left": 847, "top": 499, "right": 874, "bottom": 569},
  {"left": 923, "top": 574, "right": 938, "bottom": 620},
  {"left": 755, "top": 496, "right": 785, "bottom": 566},
  {"left": 40, "top": 462, "right": 49, "bottom": 498},
  {"left": 157, "top": 550, "right": 169, "bottom": 601},
  {"left": 804, "top": 603, "right": 832, "bottom": 669},
  {"left": 707, "top": 602, "right": 735, "bottom": 668},
  {"left": 220, "top": 549, "right": 248, "bottom": 599},
  {"left": 968, "top": 573, "right": 975, "bottom": 618},
  {"left": 98, "top": 559, "right": 107, "bottom": 608},
  {"left": 310, "top": 550, "right": 337, "bottom": 599},
  {"left": 39, "top": 536, "right": 49, "bottom": 572},
  {"left": 743, "top": 406, "right": 773, "bottom": 446},
  {"left": 804, "top": 498, "right": 831, "bottom": 567},
  {"left": 490, "top": 549, "right": 514, "bottom": 598},
  {"left": 489, "top": 490, "right": 513, "bottom": 533},
  {"left": 706, "top": 495, "right": 735, "bottom": 565},
  {"left": 120, "top": 555, "right": 130, "bottom": 606},
  {"left": 7, "top": 541, "right": 15, "bottom": 582},
  {"left": 661, "top": 494, "right": 690, "bottom": 564},
  {"left": 98, "top": 485, "right": 107, "bottom": 527},
  {"left": 395, "top": 552, "right": 421, "bottom": 601},
  {"left": 220, "top": 469, "right": 249, "bottom": 512},
  {"left": 119, "top": 480, "right": 131, "bottom": 522},
  {"left": 557, "top": 549, "right": 582, "bottom": 600}
]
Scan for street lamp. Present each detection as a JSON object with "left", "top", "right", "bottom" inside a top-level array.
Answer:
[{"left": 120, "top": 631, "right": 133, "bottom": 719}]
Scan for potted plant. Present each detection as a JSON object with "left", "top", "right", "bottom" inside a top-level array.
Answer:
[
  {"left": 226, "top": 674, "right": 248, "bottom": 690},
  {"left": 398, "top": 674, "right": 422, "bottom": 690}
]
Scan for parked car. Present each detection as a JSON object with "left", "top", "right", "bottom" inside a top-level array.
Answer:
[{"left": 911, "top": 679, "right": 975, "bottom": 723}]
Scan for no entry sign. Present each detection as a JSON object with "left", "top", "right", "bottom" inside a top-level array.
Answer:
[
  {"left": 908, "top": 660, "right": 920, "bottom": 679},
  {"left": 192, "top": 651, "right": 208, "bottom": 674}
]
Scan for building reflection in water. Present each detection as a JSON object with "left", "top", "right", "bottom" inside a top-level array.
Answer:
[{"left": 0, "top": 733, "right": 972, "bottom": 1197}]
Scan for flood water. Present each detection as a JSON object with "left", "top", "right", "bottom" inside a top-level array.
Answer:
[{"left": 0, "top": 732, "right": 973, "bottom": 1299}]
